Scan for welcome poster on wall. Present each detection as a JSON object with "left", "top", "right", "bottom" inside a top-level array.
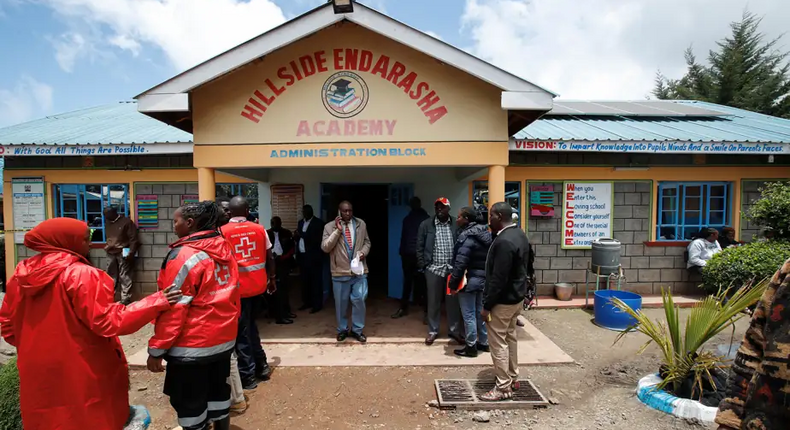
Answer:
[{"left": 561, "top": 182, "right": 613, "bottom": 249}]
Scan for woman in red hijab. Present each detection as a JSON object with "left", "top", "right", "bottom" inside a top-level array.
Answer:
[{"left": 0, "top": 218, "right": 181, "bottom": 430}]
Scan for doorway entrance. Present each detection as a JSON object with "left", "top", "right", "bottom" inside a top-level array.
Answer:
[{"left": 320, "top": 183, "right": 414, "bottom": 300}]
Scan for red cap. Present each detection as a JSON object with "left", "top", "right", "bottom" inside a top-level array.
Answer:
[{"left": 435, "top": 197, "right": 451, "bottom": 207}]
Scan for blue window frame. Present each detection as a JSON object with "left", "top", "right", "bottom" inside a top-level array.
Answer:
[
  {"left": 53, "top": 184, "right": 130, "bottom": 242},
  {"left": 472, "top": 181, "right": 521, "bottom": 227},
  {"left": 656, "top": 182, "right": 731, "bottom": 241}
]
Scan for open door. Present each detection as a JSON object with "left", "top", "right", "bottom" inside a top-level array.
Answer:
[{"left": 387, "top": 183, "right": 414, "bottom": 299}]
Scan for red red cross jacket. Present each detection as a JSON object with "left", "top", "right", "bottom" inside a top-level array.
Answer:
[
  {"left": 148, "top": 231, "right": 240, "bottom": 363},
  {"left": 220, "top": 219, "right": 270, "bottom": 298}
]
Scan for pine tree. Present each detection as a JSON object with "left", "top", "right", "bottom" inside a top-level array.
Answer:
[{"left": 654, "top": 11, "right": 790, "bottom": 118}]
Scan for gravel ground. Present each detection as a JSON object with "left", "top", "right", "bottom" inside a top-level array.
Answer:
[{"left": 125, "top": 307, "right": 749, "bottom": 430}]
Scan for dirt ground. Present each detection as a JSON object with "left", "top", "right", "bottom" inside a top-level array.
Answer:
[{"left": 126, "top": 307, "right": 749, "bottom": 430}]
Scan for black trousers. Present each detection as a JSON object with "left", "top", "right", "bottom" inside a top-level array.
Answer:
[
  {"left": 300, "top": 255, "right": 323, "bottom": 311},
  {"left": 236, "top": 296, "right": 266, "bottom": 381},
  {"left": 164, "top": 356, "right": 231, "bottom": 430},
  {"left": 400, "top": 254, "right": 427, "bottom": 310},
  {"left": 271, "top": 269, "right": 292, "bottom": 319}
]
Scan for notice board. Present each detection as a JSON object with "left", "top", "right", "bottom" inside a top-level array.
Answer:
[
  {"left": 12, "top": 178, "right": 45, "bottom": 244},
  {"left": 561, "top": 182, "right": 613, "bottom": 249}
]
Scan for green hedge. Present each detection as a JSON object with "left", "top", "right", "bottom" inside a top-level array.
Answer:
[
  {"left": 702, "top": 240, "right": 790, "bottom": 294},
  {"left": 0, "top": 358, "right": 22, "bottom": 430}
]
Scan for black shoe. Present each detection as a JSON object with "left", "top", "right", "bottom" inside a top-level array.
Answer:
[
  {"left": 454, "top": 345, "right": 478, "bottom": 358},
  {"left": 391, "top": 308, "right": 407, "bottom": 319},
  {"left": 213, "top": 415, "right": 231, "bottom": 430},
  {"left": 288, "top": 313, "right": 297, "bottom": 318},
  {"left": 449, "top": 334, "right": 464, "bottom": 345},
  {"left": 477, "top": 343, "right": 490, "bottom": 353},
  {"left": 425, "top": 333, "right": 438, "bottom": 346},
  {"left": 275, "top": 318, "right": 294, "bottom": 325},
  {"left": 256, "top": 363, "right": 272, "bottom": 381},
  {"left": 298, "top": 304, "right": 311, "bottom": 311},
  {"left": 310, "top": 307, "right": 322, "bottom": 314},
  {"left": 242, "top": 376, "right": 259, "bottom": 390},
  {"left": 337, "top": 330, "right": 348, "bottom": 342},
  {"left": 351, "top": 332, "right": 367, "bottom": 343}
]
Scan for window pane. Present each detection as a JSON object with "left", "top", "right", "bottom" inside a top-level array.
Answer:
[
  {"left": 54, "top": 183, "right": 129, "bottom": 243},
  {"left": 657, "top": 182, "right": 732, "bottom": 241}
]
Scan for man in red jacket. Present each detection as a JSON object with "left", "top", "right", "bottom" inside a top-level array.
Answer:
[
  {"left": 220, "top": 196, "right": 276, "bottom": 389},
  {"left": 148, "top": 201, "right": 240, "bottom": 430}
]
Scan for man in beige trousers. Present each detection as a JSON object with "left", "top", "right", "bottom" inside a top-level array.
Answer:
[{"left": 480, "top": 202, "right": 529, "bottom": 401}]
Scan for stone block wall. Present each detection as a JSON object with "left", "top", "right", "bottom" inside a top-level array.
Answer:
[{"left": 527, "top": 181, "right": 698, "bottom": 296}]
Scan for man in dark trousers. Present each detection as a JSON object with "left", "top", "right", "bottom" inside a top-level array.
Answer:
[
  {"left": 103, "top": 205, "right": 140, "bottom": 305},
  {"left": 392, "top": 197, "right": 429, "bottom": 319},
  {"left": 268, "top": 216, "right": 296, "bottom": 325},
  {"left": 479, "top": 202, "right": 529, "bottom": 402},
  {"left": 295, "top": 205, "right": 325, "bottom": 313},
  {"left": 220, "top": 197, "right": 275, "bottom": 389},
  {"left": 417, "top": 197, "right": 461, "bottom": 346}
]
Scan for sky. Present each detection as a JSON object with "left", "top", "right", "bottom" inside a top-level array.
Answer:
[{"left": 0, "top": 0, "right": 789, "bottom": 128}]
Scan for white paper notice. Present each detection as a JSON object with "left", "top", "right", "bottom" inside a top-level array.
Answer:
[
  {"left": 12, "top": 179, "right": 46, "bottom": 244},
  {"left": 562, "top": 182, "right": 613, "bottom": 249}
]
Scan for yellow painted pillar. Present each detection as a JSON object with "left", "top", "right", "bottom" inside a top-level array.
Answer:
[
  {"left": 732, "top": 179, "right": 742, "bottom": 240},
  {"left": 488, "top": 165, "right": 506, "bottom": 210},
  {"left": 198, "top": 167, "right": 216, "bottom": 201}
]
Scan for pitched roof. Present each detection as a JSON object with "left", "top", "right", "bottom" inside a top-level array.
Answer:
[
  {"left": 514, "top": 100, "right": 790, "bottom": 143},
  {"left": 135, "top": 1, "right": 554, "bottom": 119},
  {"left": 0, "top": 102, "right": 192, "bottom": 145}
]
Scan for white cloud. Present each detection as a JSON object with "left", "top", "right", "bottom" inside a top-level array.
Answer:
[
  {"left": 50, "top": 32, "right": 89, "bottom": 73},
  {"left": 0, "top": 76, "right": 54, "bottom": 127},
  {"left": 462, "top": 0, "right": 790, "bottom": 99},
  {"left": 42, "top": 0, "right": 288, "bottom": 72}
]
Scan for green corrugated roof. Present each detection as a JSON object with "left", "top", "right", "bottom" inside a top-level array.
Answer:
[
  {"left": 0, "top": 101, "right": 192, "bottom": 145},
  {"left": 515, "top": 100, "right": 790, "bottom": 143}
]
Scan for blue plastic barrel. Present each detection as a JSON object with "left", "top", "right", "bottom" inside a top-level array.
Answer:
[{"left": 594, "top": 290, "right": 642, "bottom": 331}]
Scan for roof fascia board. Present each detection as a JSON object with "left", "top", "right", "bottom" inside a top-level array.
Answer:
[
  {"left": 348, "top": 6, "right": 555, "bottom": 95},
  {"left": 137, "top": 93, "right": 189, "bottom": 112},
  {"left": 137, "top": 7, "right": 342, "bottom": 98},
  {"left": 137, "top": 2, "right": 555, "bottom": 107},
  {"left": 502, "top": 91, "right": 553, "bottom": 111}
]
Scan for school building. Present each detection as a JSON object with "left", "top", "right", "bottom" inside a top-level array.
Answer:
[{"left": 2, "top": 1, "right": 789, "bottom": 300}]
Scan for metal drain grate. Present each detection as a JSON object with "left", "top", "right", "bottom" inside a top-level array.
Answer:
[{"left": 434, "top": 379, "right": 549, "bottom": 410}]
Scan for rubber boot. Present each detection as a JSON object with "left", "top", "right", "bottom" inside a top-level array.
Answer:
[{"left": 213, "top": 416, "right": 231, "bottom": 430}]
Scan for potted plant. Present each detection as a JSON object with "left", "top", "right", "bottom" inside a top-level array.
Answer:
[{"left": 611, "top": 281, "right": 767, "bottom": 401}]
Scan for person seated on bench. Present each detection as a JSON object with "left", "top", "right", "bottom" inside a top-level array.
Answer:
[
  {"left": 717, "top": 227, "right": 741, "bottom": 249},
  {"left": 687, "top": 227, "right": 722, "bottom": 275}
]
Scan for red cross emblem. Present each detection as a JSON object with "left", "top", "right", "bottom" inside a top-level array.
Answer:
[
  {"left": 234, "top": 236, "right": 257, "bottom": 259},
  {"left": 214, "top": 264, "right": 230, "bottom": 286}
]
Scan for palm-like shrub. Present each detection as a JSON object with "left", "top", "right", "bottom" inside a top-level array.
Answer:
[{"left": 611, "top": 281, "right": 767, "bottom": 398}]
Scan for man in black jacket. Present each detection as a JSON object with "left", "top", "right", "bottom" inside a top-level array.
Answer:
[
  {"left": 392, "top": 197, "right": 430, "bottom": 319},
  {"left": 295, "top": 205, "right": 325, "bottom": 313},
  {"left": 480, "top": 202, "right": 529, "bottom": 402},
  {"left": 417, "top": 197, "right": 462, "bottom": 346}
]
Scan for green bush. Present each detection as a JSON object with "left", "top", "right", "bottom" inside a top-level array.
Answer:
[
  {"left": 746, "top": 181, "right": 790, "bottom": 240},
  {"left": 0, "top": 358, "right": 22, "bottom": 430},
  {"left": 702, "top": 240, "right": 790, "bottom": 294}
]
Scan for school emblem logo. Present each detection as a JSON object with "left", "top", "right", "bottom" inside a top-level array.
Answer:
[{"left": 322, "top": 71, "right": 369, "bottom": 118}]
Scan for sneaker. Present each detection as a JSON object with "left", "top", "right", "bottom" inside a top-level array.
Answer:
[
  {"left": 480, "top": 387, "right": 513, "bottom": 401},
  {"left": 230, "top": 395, "right": 249, "bottom": 414}
]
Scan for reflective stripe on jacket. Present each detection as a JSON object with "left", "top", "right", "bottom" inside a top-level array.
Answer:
[
  {"left": 221, "top": 220, "right": 268, "bottom": 298},
  {"left": 148, "top": 231, "right": 240, "bottom": 363}
]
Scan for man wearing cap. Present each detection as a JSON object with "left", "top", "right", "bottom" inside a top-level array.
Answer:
[{"left": 417, "top": 197, "right": 461, "bottom": 345}]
